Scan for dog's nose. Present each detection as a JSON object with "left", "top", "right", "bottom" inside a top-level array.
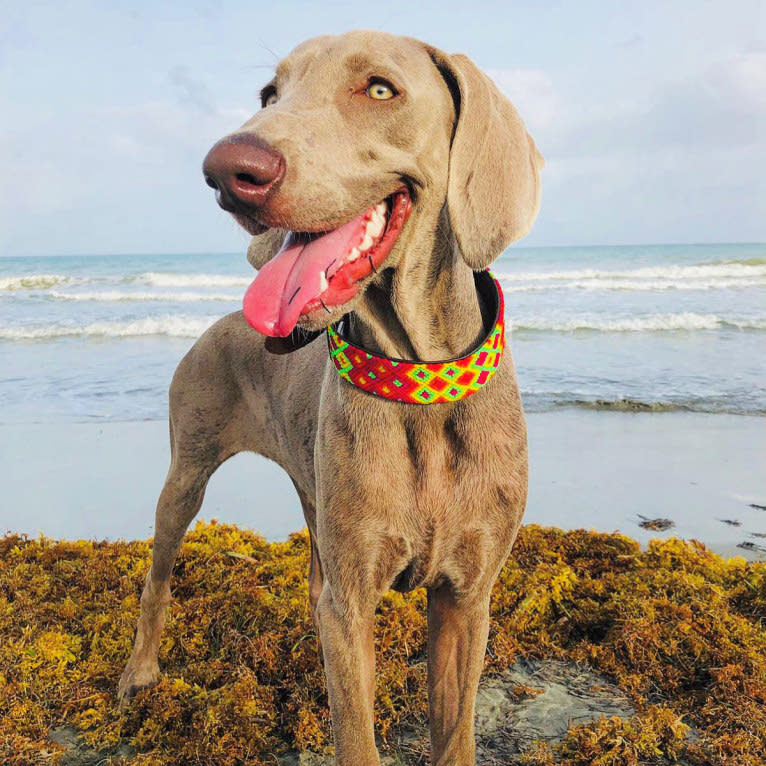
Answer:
[{"left": 202, "top": 134, "right": 285, "bottom": 210}]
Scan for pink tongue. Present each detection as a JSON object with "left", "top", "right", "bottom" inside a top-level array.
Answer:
[{"left": 243, "top": 211, "right": 370, "bottom": 337}]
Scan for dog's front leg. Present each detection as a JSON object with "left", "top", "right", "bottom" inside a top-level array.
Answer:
[
  {"left": 427, "top": 583, "right": 492, "bottom": 766},
  {"left": 315, "top": 584, "right": 379, "bottom": 766}
]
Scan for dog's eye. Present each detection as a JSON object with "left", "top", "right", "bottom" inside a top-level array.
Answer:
[
  {"left": 366, "top": 80, "right": 396, "bottom": 101},
  {"left": 261, "top": 87, "right": 278, "bottom": 108}
]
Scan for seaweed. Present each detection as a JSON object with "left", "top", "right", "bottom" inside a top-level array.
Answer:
[{"left": 0, "top": 522, "right": 764, "bottom": 764}]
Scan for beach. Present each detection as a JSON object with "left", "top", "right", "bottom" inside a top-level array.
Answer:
[
  {"left": 2, "top": 411, "right": 764, "bottom": 559},
  {"left": 2, "top": 243, "right": 766, "bottom": 764},
  {"left": 2, "top": 243, "right": 765, "bottom": 556}
]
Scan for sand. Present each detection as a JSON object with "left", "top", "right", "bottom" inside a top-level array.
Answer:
[{"left": 45, "top": 660, "right": 651, "bottom": 765}]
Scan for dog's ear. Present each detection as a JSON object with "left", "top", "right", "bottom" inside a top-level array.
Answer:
[
  {"left": 427, "top": 48, "right": 544, "bottom": 268},
  {"left": 246, "top": 228, "right": 287, "bottom": 269}
]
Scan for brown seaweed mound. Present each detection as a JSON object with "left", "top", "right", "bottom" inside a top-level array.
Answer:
[{"left": 1, "top": 522, "right": 764, "bottom": 765}]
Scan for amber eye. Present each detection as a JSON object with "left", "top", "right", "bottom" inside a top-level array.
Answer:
[{"left": 366, "top": 80, "right": 396, "bottom": 100}]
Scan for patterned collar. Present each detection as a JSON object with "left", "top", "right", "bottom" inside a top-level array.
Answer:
[{"left": 327, "top": 270, "right": 505, "bottom": 404}]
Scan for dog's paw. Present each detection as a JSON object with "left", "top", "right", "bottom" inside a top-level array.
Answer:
[{"left": 117, "top": 663, "right": 161, "bottom": 707}]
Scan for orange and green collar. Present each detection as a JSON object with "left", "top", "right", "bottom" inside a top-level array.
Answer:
[{"left": 327, "top": 270, "right": 505, "bottom": 404}]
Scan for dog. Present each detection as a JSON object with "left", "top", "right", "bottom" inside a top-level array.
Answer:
[{"left": 118, "top": 29, "right": 543, "bottom": 766}]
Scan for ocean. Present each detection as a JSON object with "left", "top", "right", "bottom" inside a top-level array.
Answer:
[{"left": 2, "top": 243, "right": 765, "bottom": 424}]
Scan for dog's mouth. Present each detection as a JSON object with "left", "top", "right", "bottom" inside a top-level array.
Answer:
[{"left": 242, "top": 190, "right": 412, "bottom": 337}]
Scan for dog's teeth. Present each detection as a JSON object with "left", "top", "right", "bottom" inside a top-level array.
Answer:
[
  {"left": 319, "top": 273, "right": 329, "bottom": 293},
  {"left": 366, "top": 215, "right": 384, "bottom": 238},
  {"left": 360, "top": 232, "right": 374, "bottom": 251},
  {"left": 348, "top": 247, "right": 360, "bottom": 261}
]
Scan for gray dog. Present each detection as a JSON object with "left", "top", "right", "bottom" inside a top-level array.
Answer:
[{"left": 119, "top": 29, "right": 543, "bottom": 766}]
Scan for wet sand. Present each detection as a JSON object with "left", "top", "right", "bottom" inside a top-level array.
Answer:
[{"left": 1, "top": 411, "right": 764, "bottom": 559}]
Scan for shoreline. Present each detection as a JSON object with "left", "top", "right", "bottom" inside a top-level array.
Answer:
[{"left": 1, "top": 410, "right": 764, "bottom": 560}]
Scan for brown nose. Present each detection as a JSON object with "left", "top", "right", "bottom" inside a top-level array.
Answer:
[{"left": 202, "top": 133, "right": 285, "bottom": 211}]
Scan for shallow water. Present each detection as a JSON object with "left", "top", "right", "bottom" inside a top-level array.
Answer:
[{"left": 1, "top": 414, "right": 764, "bottom": 560}]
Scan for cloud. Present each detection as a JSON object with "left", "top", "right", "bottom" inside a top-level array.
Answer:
[
  {"left": 486, "top": 68, "right": 560, "bottom": 132},
  {"left": 617, "top": 34, "right": 644, "bottom": 49},
  {"left": 169, "top": 65, "right": 218, "bottom": 115},
  {"left": 0, "top": 90, "right": 254, "bottom": 254},
  {"left": 488, "top": 50, "right": 766, "bottom": 245},
  {"left": 541, "top": 50, "right": 766, "bottom": 160}
]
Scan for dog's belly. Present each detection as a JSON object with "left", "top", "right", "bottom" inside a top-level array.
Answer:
[
  {"left": 391, "top": 556, "right": 427, "bottom": 593},
  {"left": 384, "top": 518, "right": 506, "bottom": 597}
]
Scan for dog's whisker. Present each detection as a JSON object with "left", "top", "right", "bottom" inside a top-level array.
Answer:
[
  {"left": 319, "top": 298, "right": 332, "bottom": 314},
  {"left": 368, "top": 256, "right": 378, "bottom": 274},
  {"left": 287, "top": 286, "right": 301, "bottom": 305}
]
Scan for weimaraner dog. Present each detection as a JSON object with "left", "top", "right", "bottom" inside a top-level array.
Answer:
[{"left": 118, "top": 29, "right": 543, "bottom": 765}]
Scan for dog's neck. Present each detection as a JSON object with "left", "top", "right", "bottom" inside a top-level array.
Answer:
[{"left": 347, "top": 208, "right": 487, "bottom": 362}]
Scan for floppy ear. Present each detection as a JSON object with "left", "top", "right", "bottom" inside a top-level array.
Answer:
[
  {"left": 246, "top": 227, "right": 287, "bottom": 269},
  {"left": 427, "top": 48, "right": 544, "bottom": 268}
]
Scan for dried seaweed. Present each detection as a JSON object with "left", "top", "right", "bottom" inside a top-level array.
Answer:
[{"left": 1, "top": 522, "right": 764, "bottom": 765}]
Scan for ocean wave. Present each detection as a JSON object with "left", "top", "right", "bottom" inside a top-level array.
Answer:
[
  {"left": 501, "top": 276, "right": 766, "bottom": 292},
  {"left": 719, "top": 256, "right": 766, "bottom": 266},
  {"left": 0, "top": 316, "right": 220, "bottom": 340},
  {"left": 49, "top": 290, "right": 241, "bottom": 303},
  {"left": 4, "top": 311, "right": 763, "bottom": 341},
  {"left": 495, "top": 261, "right": 766, "bottom": 284},
  {"left": 0, "top": 274, "right": 76, "bottom": 290},
  {"left": 136, "top": 272, "right": 252, "bottom": 287},
  {"left": 510, "top": 313, "right": 766, "bottom": 332}
]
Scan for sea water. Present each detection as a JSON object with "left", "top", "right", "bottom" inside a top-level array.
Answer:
[{"left": 2, "top": 243, "right": 765, "bottom": 424}]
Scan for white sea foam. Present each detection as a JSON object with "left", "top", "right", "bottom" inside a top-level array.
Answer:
[
  {"left": 496, "top": 262, "right": 766, "bottom": 282},
  {"left": 0, "top": 274, "right": 76, "bottom": 290},
  {"left": 510, "top": 313, "right": 766, "bottom": 333},
  {"left": 500, "top": 276, "right": 766, "bottom": 292},
  {"left": 49, "top": 290, "right": 241, "bottom": 303},
  {"left": 494, "top": 261, "right": 766, "bottom": 289},
  {"left": 137, "top": 272, "right": 252, "bottom": 287},
  {"left": 0, "top": 316, "right": 220, "bottom": 340},
  {"left": 4, "top": 312, "right": 762, "bottom": 341},
  {"left": 6, "top": 262, "right": 764, "bottom": 295}
]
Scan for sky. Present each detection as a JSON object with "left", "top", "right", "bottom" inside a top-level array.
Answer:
[{"left": 1, "top": 0, "right": 764, "bottom": 256}]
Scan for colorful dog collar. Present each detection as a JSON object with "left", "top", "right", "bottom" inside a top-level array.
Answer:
[{"left": 327, "top": 270, "right": 505, "bottom": 404}]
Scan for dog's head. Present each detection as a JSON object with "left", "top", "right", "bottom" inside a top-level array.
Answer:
[{"left": 203, "top": 30, "right": 543, "bottom": 338}]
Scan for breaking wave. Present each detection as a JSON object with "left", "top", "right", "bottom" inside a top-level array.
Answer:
[
  {"left": 48, "top": 290, "right": 240, "bottom": 303},
  {"left": 0, "top": 274, "right": 77, "bottom": 290},
  {"left": 496, "top": 262, "right": 766, "bottom": 282},
  {"left": 136, "top": 272, "right": 252, "bottom": 287},
  {"left": 510, "top": 313, "right": 766, "bottom": 333},
  {"left": 0, "top": 272, "right": 253, "bottom": 291},
  {"left": 0, "top": 316, "right": 220, "bottom": 340},
  {"left": 500, "top": 276, "right": 766, "bottom": 292},
  {"left": 6, "top": 261, "right": 766, "bottom": 297},
  {"left": 495, "top": 261, "right": 766, "bottom": 292}
]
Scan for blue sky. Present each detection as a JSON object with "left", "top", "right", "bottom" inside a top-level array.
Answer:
[{"left": 1, "top": 0, "right": 763, "bottom": 255}]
